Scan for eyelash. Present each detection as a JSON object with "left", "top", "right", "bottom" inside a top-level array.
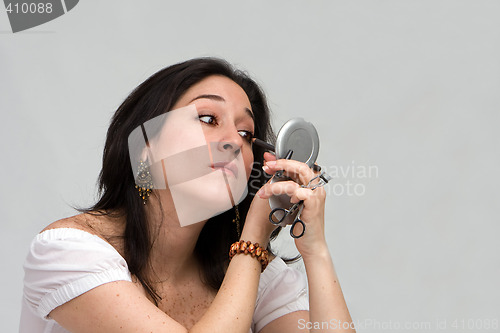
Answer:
[{"left": 199, "top": 114, "right": 254, "bottom": 144}]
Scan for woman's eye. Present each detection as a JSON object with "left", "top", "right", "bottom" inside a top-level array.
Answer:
[
  {"left": 238, "top": 130, "right": 254, "bottom": 144},
  {"left": 199, "top": 115, "right": 217, "bottom": 125}
]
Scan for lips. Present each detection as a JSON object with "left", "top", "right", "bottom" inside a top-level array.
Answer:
[{"left": 211, "top": 162, "right": 238, "bottom": 178}]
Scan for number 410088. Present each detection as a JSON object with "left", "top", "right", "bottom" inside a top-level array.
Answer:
[{"left": 6, "top": 2, "right": 53, "bottom": 14}]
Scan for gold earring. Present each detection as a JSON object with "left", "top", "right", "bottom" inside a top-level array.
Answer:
[
  {"left": 232, "top": 205, "right": 241, "bottom": 238},
  {"left": 135, "top": 160, "right": 153, "bottom": 204}
]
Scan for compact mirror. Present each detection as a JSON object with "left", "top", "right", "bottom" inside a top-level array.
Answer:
[
  {"left": 275, "top": 118, "right": 319, "bottom": 167},
  {"left": 269, "top": 118, "right": 320, "bottom": 227}
]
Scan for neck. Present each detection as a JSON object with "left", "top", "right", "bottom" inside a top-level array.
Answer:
[{"left": 144, "top": 191, "right": 207, "bottom": 284}]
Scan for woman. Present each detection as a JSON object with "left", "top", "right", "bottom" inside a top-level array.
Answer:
[{"left": 20, "top": 58, "right": 354, "bottom": 332}]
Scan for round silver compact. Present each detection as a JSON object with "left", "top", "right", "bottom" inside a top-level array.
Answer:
[
  {"left": 269, "top": 118, "right": 320, "bottom": 227},
  {"left": 275, "top": 118, "right": 320, "bottom": 167}
]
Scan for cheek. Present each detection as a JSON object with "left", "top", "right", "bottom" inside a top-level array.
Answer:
[
  {"left": 243, "top": 148, "right": 254, "bottom": 179},
  {"left": 147, "top": 106, "right": 206, "bottom": 161}
]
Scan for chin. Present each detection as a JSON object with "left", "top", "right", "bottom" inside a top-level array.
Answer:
[{"left": 167, "top": 170, "right": 248, "bottom": 227}]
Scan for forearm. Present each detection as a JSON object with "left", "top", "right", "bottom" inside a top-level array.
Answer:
[
  {"left": 190, "top": 254, "right": 261, "bottom": 333},
  {"left": 190, "top": 226, "right": 270, "bottom": 333},
  {"left": 304, "top": 246, "right": 355, "bottom": 332}
]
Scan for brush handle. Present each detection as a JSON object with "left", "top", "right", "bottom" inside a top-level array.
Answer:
[{"left": 252, "top": 137, "right": 275, "bottom": 152}]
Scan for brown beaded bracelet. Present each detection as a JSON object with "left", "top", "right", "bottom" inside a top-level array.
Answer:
[{"left": 229, "top": 240, "right": 269, "bottom": 272}]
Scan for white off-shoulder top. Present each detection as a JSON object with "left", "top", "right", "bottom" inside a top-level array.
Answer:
[{"left": 20, "top": 228, "right": 309, "bottom": 333}]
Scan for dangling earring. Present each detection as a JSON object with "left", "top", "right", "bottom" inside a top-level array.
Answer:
[
  {"left": 232, "top": 205, "right": 241, "bottom": 238},
  {"left": 135, "top": 160, "right": 153, "bottom": 204}
]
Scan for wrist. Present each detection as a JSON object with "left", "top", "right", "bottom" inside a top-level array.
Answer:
[
  {"left": 240, "top": 227, "right": 271, "bottom": 249},
  {"left": 301, "top": 242, "right": 331, "bottom": 263},
  {"left": 229, "top": 240, "right": 269, "bottom": 272}
]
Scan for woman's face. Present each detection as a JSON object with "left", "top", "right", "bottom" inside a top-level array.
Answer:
[
  {"left": 171, "top": 75, "right": 255, "bottom": 177},
  {"left": 140, "top": 75, "right": 255, "bottom": 226}
]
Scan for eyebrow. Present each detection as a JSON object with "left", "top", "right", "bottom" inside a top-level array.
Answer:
[{"left": 189, "top": 94, "right": 255, "bottom": 121}]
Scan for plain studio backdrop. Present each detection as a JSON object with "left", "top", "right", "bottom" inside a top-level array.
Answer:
[{"left": 1, "top": 1, "right": 499, "bottom": 332}]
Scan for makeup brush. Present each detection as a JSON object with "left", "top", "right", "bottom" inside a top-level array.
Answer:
[{"left": 252, "top": 137, "right": 275, "bottom": 152}]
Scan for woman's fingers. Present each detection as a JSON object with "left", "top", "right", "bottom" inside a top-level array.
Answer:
[
  {"left": 262, "top": 159, "right": 316, "bottom": 186},
  {"left": 259, "top": 157, "right": 324, "bottom": 203},
  {"left": 257, "top": 180, "right": 300, "bottom": 199},
  {"left": 257, "top": 179, "right": 320, "bottom": 202},
  {"left": 263, "top": 151, "right": 276, "bottom": 163},
  {"left": 289, "top": 187, "right": 314, "bottom": 204}
]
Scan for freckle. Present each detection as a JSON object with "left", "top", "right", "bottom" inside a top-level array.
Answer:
[
  {"left": 116, "top": 293, "right": 120, "bottom": 297},
  {"left": 147, "top": 315, "right": 150, "bottom": 319}
]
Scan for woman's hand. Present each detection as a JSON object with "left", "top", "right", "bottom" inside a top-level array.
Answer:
[
  {"left": 256, "top": 158, "right": 328, "bottom": 260},
  {"left": 252, "top": 158, "right": 356, "bottom": 332}
]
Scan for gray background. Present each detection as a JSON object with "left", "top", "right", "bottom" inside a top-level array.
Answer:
[{"left": 1, "top": 1, "right": 499, "bottom": 332}]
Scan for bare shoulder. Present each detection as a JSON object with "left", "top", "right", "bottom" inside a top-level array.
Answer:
[
  {"left": 42, "top": 213, "right": 94, "bottom": 234},
  {"left": 41, "top": 212, "right": 126, "bottom": 245}
]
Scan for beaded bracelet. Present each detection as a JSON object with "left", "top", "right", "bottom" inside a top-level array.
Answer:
[{"left": 229, "top": 240, "right": 269, "bottom": 272}]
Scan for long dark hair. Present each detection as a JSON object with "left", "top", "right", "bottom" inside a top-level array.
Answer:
[{"left": 84, "top": 58, "right": 282, "bottom": 303}]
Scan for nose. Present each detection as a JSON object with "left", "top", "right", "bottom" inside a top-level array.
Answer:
[
  {"left": 217, "top": 127, "right": 243, "bottom": 157},
  {"left": 217, "top": 140, "right": 241, "bottom": 157}
]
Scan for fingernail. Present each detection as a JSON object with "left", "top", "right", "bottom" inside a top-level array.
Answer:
[
  {"left": 265, "top": 161, "right": 277, "bottom": 167},
  {"left": 262, "top": 165, "right": 270, "bottom": 173},
  {"left": 256, "top": 188, "right": 265, "bottom": 198}
]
